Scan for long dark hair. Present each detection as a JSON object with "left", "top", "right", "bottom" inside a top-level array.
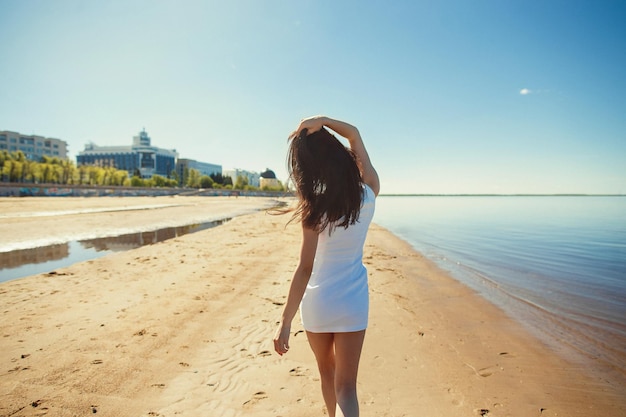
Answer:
[{"left": 287, "top": 127, "right": 364, "bottom": 233}]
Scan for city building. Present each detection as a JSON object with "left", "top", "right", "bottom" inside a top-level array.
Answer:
[
  {"left": 260, "top": 168, "right": 280, "bottom": 189},
  {"left": 0, "top": 130, "right": 68, "bottom": 160},
  {"left": 76, "top": 129, "right": 178, "bottom": 179},
  {"left": 176, "top": 158, "right": 222, "bottom": 185},
  {"left": 223, "top": 168, "right": 260, "bottom": 188}
]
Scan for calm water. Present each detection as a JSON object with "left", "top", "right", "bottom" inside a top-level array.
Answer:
[{"left": 373, "top": 196, "right": 626, "bottom": 376}]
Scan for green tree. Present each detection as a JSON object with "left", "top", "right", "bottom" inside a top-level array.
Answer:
[
  {"left": 186, "top": 168, "right": 201, "bottom": 188},
  {"left": 210, "top": 172, "right": 226, "bottom": 184},
  {"left": 60, "top": 159, "right": 74, "bottom": 184},
  {"left": 96, "top": 167, "right": 108, "bottom": 185},
  {"left": 0, "top": 150, "right": 8, "bottom": 168},
  {"left": 199, "top": 175, "right": 214, "bottom": 188},
  {"left": 53, "top": 164, "right": 63, "bottom": 184},
  {"left": 29, "top": 163, "right": 42, "bottom": 184},
  {"left": 12, "top": 161, "right": 24, "bottom": 182},
  {"left": 181, "top": 167, "right": 189, "bottom": 187},
  {"left": 112, "top": 170, "right": 128, "bottom": 186},
  {"left": 261, "top": 180, "right": 286, "bottom": 192},
  {"left": 21, "top": 160, "right": 32, "bottom": 183},
  {"left": 87, "top": 166, "right": 99, "bottom": 185},
  {"left": 78, "top": 165, "right": 88, "bottom": 184},
  {"left": 130, "top": 176, "right": 144, "bottom": 187},
  {"left": 14, "top": 151, "right": 26, "bottom": 163},
  {"left": 152, "top": 174, "right": 168, "bottom": 187},
  {"left": 234, "top": 175, "right": 248, "bottom": 190},
  {"left": 170, "top": 169, "right": 179, "bottom": 185},
  {"left": 2, "top": 160, "right": 13, "bottom": 182}
]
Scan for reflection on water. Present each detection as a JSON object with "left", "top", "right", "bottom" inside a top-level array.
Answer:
[
  {"left": 0, "top": 244, "right": 70, "bottom": 270},
  {"left": 0, "top": 219, "right": 230, "bottom": 282}
]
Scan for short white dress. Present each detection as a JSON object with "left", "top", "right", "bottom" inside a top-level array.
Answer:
[{"left": 300, "top": 184, "right": 376, "bottom": 333}]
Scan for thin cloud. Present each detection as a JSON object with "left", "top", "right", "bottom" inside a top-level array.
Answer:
[{"left": 520, "top": 88, "right": 531, "bottom": 95}]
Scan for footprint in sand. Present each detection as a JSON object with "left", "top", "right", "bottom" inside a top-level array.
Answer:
[
  {"left": 499, "top": 351, "right": 516, "bottom": 358},
  {"left": 466, "top": 363, "right": 501, "bottom": 378},
  {"left": 372, "top": 355, "right": 385, "bottom": 366},
  {"left": 477, "top": 367, "right": 496, "bottom": 377},
  {"left": 289, "top": 366, "right": 308, "bottom": 377},
  {"left": 264, "top": 297, "right": 285, "bottom": 306},
  {"left": 243, "top": 391, "right": 268, "bottom": 407}
]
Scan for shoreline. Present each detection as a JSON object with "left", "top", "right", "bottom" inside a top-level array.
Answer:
[
  {"left": 1, "top": 198, "right": 624, "bottom": 416},
  {"left": 418, "top": 249, "right": 626, "bottom": 390}
]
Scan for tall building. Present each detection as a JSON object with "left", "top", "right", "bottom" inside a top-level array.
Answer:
[
  {"left": 176, "top": 159, "right": 222, "bottom": 185},
  {"left": 76, "top": 129, "right": 178, "bottom": 179},
  {"left": 0, "top": 131, "right": 68, "bottom": 160}
]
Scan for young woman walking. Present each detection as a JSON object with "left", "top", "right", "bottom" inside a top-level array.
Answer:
[{"left": 273, "top": 116, "right": 379, "bottom": 417}]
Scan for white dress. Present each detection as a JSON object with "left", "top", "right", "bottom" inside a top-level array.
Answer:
[{"left": 300, "top": 184, "right": 376, "bottom": 333}]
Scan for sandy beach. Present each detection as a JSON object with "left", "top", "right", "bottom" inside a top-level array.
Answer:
[{"left": 0, "top": 197, "right": 624, "bottom": 417}]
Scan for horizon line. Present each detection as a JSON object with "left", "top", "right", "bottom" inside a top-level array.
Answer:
[{"left": 379, "top": 193, "right": 626, "bottom": 197}]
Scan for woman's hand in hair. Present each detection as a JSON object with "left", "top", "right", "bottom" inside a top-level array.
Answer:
[
  {"left": 298, "top": 115, "right": 380, "bottom": 196},
  {"left": 296, "top": 115, "right": 327, "bottom": 136}
]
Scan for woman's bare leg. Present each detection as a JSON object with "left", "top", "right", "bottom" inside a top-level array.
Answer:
[
  {"left": 307, "top": 330, "right": 366, "bottom": 417},
  {"left": 306, "top": 332, "right": 337, "bottom": 417},
  {"left": 333, "top": 330, "right": 366, "bottom": 417}
]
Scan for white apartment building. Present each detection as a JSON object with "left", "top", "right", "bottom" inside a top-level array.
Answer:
[{"left": 0, "top": 130, "right": 68, "bottom": 160}]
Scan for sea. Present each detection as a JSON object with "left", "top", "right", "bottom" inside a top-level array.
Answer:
[{"left": 373, "top": 195, "right": 626, "bottom": 382}]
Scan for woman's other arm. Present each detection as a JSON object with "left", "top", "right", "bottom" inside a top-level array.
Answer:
[
  {"left": 297, "top": 116, "right": 380, "bottom": 196},
  {"left": 273, "top": 226, "right": 318, "bottom": 355}
]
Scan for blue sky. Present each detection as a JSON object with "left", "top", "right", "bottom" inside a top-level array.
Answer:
[{"left": 1, "top": 0, "right": 624, "bottom": 194}]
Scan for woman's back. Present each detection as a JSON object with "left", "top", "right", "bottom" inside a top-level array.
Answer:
[{"left": 311, "top": 184, "right": 376, "bottom": 281}]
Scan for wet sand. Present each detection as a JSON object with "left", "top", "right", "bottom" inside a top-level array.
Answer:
[
  {"left": 0, "top": 197, "right": 624, "bottom": 416},
  {"left": 0, "top": 196, "right": 280, "bottom": 252}
]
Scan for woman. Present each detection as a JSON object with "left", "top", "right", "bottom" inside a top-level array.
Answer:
[{"left": 273, "top": 116, "right": 379, "bottom": 417}]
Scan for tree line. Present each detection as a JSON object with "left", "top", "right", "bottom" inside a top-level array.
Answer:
[{"left": 0, "top": 150, "right": 285, "bottom": 191}]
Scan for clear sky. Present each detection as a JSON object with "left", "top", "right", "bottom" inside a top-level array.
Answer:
[{"left": 1, "top": 0, "right": 624, "bottom": 194}]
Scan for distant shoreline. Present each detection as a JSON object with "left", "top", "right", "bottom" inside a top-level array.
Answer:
[
  {"left": 380, "top": 193, "right": 626, "bottom": 197},
  {"left": 0, "top": 182, "right": 294, "bottom": 198}
]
